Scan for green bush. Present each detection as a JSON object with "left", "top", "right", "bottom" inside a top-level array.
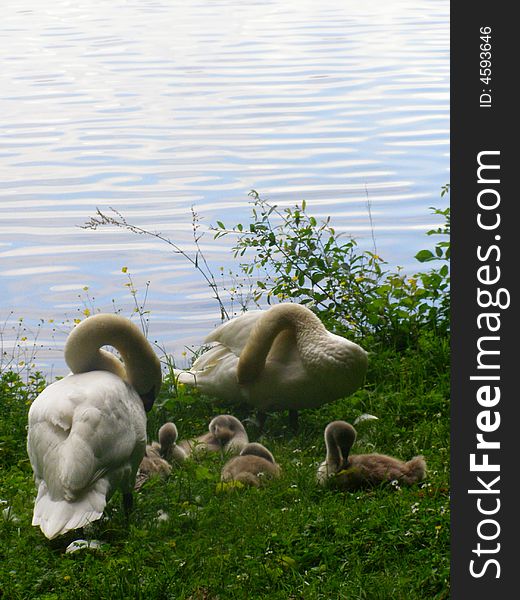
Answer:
[{"left": 214, "top": 190, "right": 450, "bottom": 349}]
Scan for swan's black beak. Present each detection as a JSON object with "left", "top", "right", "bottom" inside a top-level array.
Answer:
[{"left": 140, "top": 386, "right": 156, "bottom": 412}]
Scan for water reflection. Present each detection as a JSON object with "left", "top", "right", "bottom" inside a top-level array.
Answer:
[{"left": 0, "top": 0, "right": 449, "bottom": 375}]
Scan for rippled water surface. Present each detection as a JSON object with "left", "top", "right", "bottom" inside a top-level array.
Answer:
[{"left": 0, "top": 0, "right": 449, "bottom": 375}]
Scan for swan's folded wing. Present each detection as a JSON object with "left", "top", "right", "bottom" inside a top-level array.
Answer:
[
  {"left": 28, "top": 372, "right": 146, "bottom": 501},
  {"left": 189, "top": 344, "right": 235, "bottom": 372},
  {"left": 27, "top": 377, "right": 78, "bottom": 485},
  {"left": 204, "top": 311, "right": 263, "bottom": 355}
]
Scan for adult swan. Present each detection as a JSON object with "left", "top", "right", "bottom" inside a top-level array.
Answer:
[
  {"left": 27, "top": 314, "right": 162, "bottom": 539},
  {"left": 174, "top": 303, "right": 368, "bottom": 428}
]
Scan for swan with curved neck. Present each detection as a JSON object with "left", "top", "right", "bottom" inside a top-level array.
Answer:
[
  {"left": 317, "top": 421, "right": 426, "bottom": 489},
  {"left": 27, "top": 314, "right": 162, "bottom": 539},
  {"left": 221, "top": 442, "right": 281, "bottom": 487},
  {"left": 64, "top": 313, "right": 161, "bottom": 411},
  {"left": 174, "top": 303, "right": 368, "bottom": 427}
]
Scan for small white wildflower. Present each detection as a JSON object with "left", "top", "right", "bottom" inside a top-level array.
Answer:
[{"left": 156, "top": 510, "right": 170, "bottom": 522}]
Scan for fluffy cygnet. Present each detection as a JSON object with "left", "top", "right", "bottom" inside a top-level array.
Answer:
[
  {"left": 149, "top": 422, "right": 188, "bottom": 465},
  {"left": 135, "top": 421, "right": 188, "bottom": 490},
  {"left": 316, "top": 420, "right": 426, "bottom": 490},
  {"left": 134, "top": 447, "right": 171, "bottom": 491},
  {"left": 178, "top": 414, "right": 249, "bottom": 458},
  {"left": 221, "top": 442, "right": 281, "bottom": 487}
]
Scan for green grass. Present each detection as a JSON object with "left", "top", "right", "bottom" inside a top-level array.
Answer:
[{"left": 0, "top": 334, "right": 449, "bottom": 599}]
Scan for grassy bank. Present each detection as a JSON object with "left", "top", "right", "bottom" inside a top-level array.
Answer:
[
  {"left": 0, "top": 330, "right": 449, "bottom": 600},
  {"left": 1, "top": 197, "right": 450, "bottom": 598}
]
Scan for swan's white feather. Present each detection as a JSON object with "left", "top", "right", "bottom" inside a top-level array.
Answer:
[
  {"left": 204, "top": 311, "right": 263, "bottom": 355},
  {"left": 32, "top": 478, "right": 109, "bottom": 540},
  {"left": 27, "top": 370, "right": 147, "bottom": 539}
]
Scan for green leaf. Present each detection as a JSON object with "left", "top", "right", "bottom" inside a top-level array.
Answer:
[
  {"left": 415, "top": 249, "right": 435, "bottom": 263},
  {"left": 195, "top": 466, "right": 213, "bottom": 481}
]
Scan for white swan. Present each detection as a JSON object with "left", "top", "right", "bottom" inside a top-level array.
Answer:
[
  {"left": 178, "top": 414, "right": 249, "bottom": 458},
  {"left": 27, "top": 314, "right": 162, "bottom": 539},
  {"left": 174, "top": 303, "right": 368, "bottom": 427},
  {"left": 221, "top": 442, "right": 281, "bottom": 487},
  {"left": 316, "top": 421, "right": 426, "bottom": 490}
]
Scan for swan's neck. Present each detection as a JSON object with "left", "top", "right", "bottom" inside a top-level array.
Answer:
[
  {"left": 237, "top": 303, "right": 329, "bottom": 384},
  {"left": 242, "top": 443, "right": 276, "bottom": 463},
  {"left": 325, "top": 438, "right": 345, "bottom": 473},
  {"left": 64, "top": 314, "right": 162, "bottom": 410},
  {"left": 325, "top": 423, "right": 356, "bottom": 473}
]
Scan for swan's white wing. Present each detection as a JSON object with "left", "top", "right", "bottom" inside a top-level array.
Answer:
[
  {"left": 204, "top": 311, "right": 264, "bottom": 355},
  {"left": 27, "top": 371, "right": 146, "bottom": 539},
  {"left": 175, "top": 311, "right": 264, "bottom": 388}
]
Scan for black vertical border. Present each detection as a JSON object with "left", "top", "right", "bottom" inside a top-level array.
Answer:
[{"left": 451, "top": 3, "right": 515, "bottom": 597}]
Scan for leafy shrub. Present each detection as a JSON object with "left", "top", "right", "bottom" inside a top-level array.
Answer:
[
  {"left": 214, "top": 190, "right": 450, "bottom": 349},
  {"left": 84, "top": 188, "right": 450, "bottom": 350}
]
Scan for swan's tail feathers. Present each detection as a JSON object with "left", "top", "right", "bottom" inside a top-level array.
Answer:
[
  {"left": 403, "top": 455, "right": 427, "bottom": 484},
  {"left": 32, "top": 480, "right": 108, "bottom": 540},
  {"left": 173, "top": 369, "right": 197, "bottom": 387}
]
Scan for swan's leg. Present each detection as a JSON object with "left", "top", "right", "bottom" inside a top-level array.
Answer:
[
  {"left": 122, "top": 492, "right": 133, "bottom": 521},
  {"left": 288, "top": 410, "right": 299, "bottom": 431}
]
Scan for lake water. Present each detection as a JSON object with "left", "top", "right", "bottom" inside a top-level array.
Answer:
[{"left": 0, "top": 0, "right": 449, "bottom": 376}]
